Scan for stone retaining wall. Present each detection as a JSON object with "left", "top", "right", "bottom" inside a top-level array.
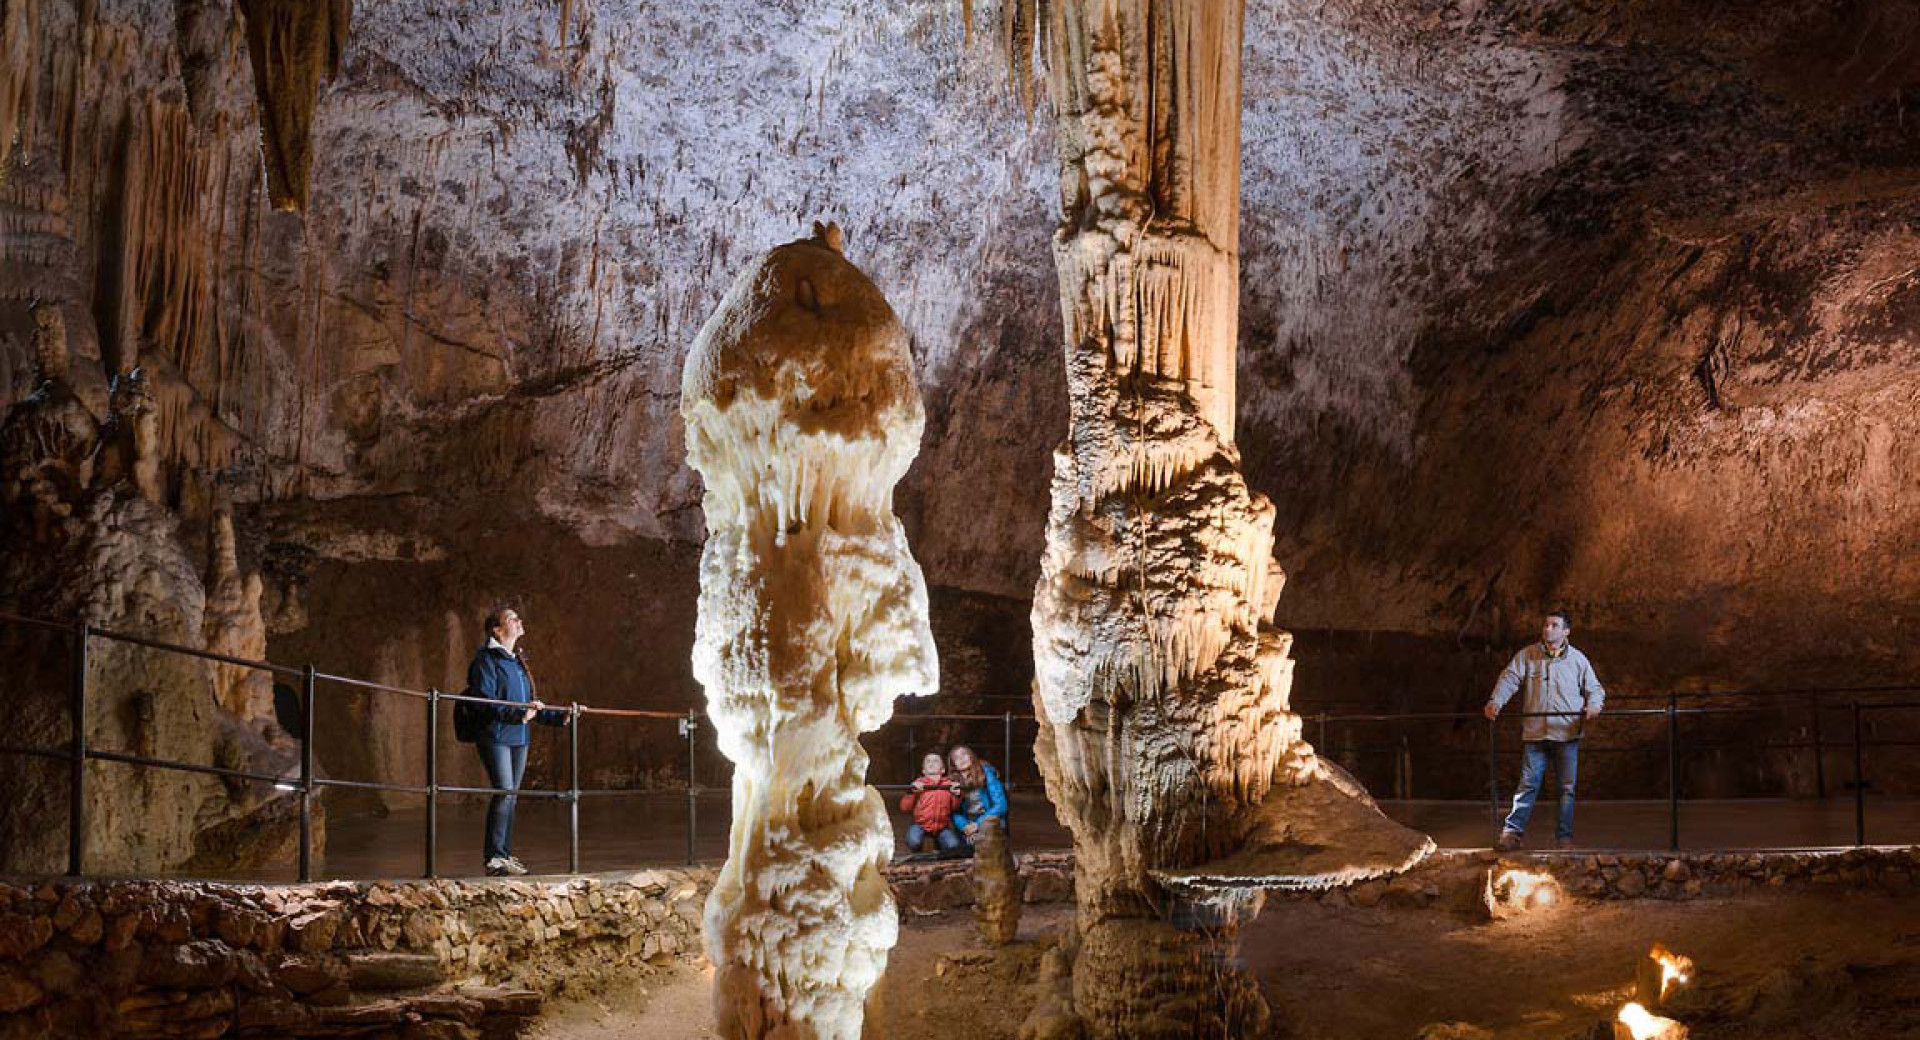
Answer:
[
  {"left": 1539, "top": 846, "right": 1920, "bottom": 900},
  {"left": 0, "top": 855, "right": 1077, "bottom": 1040},
  {"left": 0, "top": 870, "right": 710, "bottom": 1040},
  {"left": 1314, "top": 846, "right": 1920, "bottom": 911}
]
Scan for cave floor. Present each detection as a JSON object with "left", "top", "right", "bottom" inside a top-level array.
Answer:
[
  {"left": 315, "top": 794, "right": 1920, "bottom": 882},
  {"left": 530, "top": 887, "right": 1920, "bottom": 1040}
]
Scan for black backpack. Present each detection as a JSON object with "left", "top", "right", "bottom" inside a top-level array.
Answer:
[{"left": 452, "top": 692, "right": 486, "bottom": 743}]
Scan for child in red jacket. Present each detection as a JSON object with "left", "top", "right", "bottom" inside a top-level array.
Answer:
[{"left": 899, "top": 752, "right": 965, "bottom": 853}]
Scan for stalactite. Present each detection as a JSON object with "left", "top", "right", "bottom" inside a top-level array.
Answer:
[
  {"left": 234, "top": 0, "right": 350, "bottom": 211},
  {"left": 0, "top": 0, "right": 41, "bottom": 176},
  {"left": 1002, "top": 0, "right": 1040, "bottom": 116},
  {"left": 173, "top": 0, "right": 230, "bottom": 130},
  {"left": 121, "top": 99, "right": 220, "bottom": 382}
]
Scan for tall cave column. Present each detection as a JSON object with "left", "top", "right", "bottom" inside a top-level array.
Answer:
[
  {"left": 683, "top": 224, "right": 939, "bottom": 1040},
  {"left": 1022, "top": 3, "right": 1434, "bottom": 1036}
]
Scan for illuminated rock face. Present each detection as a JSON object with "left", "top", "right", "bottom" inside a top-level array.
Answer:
[
  {"left": 1021, "top": 2, "right": 1432, "bottom": 1035},
  {"left": 683, "top": 225, "right": 938, "bottom": 1040}
]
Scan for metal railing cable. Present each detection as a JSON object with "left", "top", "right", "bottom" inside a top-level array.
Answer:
[
  {"left": 0, "top": 610, "right": 713, "bottom": 880},
  {"left": 1, "top": 607, "right": 1914, "bottom": 880}
]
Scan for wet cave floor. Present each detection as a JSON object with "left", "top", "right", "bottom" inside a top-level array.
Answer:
[{"left": 528, "top": 886, "right": 1920, "bottom": 1040}]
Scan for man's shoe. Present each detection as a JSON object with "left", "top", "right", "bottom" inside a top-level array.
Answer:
[
  {"left": 1495, "top": 831, "right": 1524, "bottom": 852},
  {"left": 1555, "top": 837, "right": 1576, "bottom": 850},
  {"left": 485, "top": 857, "right": 528, "bottom": 877},
  {"left": 505, "top": 856, "right": 531, "bottom": 875}
]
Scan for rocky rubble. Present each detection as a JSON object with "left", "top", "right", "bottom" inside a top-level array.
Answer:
[
  {"left": 887, "top": 852, "right": 1073, "bottom": 918},
  {"left": 0, "top": 870, "right": 709, "bottom": 1039}
]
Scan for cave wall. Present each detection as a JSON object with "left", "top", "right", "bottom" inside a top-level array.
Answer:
[
  {"left": 1243, "top": 2, "right": 1920, "bottom": 696},
  {"left": 2, "top": 0, "right": 1916, "bottom": 835}
]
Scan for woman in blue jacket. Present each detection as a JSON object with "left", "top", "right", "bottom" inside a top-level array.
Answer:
[
  {"left": 466, "top": 607, "right": 570, "bottom": 876},
  {"left": 947, "top": 744, "right": 1008, "bottom": 846}
]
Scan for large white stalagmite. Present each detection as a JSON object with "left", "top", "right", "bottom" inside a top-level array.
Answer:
[
  {"left": 1015, "top": 2, "right": 1435, "bottom": 1036},
  {"left": 683, "top": 224, "right": 938, "bottom": 1040}
]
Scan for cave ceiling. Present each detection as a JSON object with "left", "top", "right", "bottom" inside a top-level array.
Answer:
[{"left": 2, "top": 0, "right": 1915, "bottom": 666}]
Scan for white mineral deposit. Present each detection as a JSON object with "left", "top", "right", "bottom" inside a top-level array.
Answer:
[{"left": 682, "top": 222, "right": 939, "bottom": 1040}]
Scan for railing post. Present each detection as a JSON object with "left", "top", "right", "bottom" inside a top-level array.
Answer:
[
  {"left": 1852, "top": 701, "right": 1866, "bottom": 846},
  {"left": 68, "top": 620, "right": 89, "bottom": 877},
  {"left": 1401, "top": 726, "right": 1413, "bottom": 801},
  {"left": 567, "top": 704, "right": 581, "bottom": 874},
  {"left": 1667, "top": 692, "right": 1680, "bottom": 852},
  {"left": 299, "top": 664, "right": 316, "bottom": 883},
  {"left": 1486, "top": 714, "right": 1500, "bottom": 829},
  {"left": 425, "top": 688, "right": 439, "bottom": 879},
  {"left": 683, "top": 711, "right": 699, "bottom": 866},
  {"left": 1810, "top": 690, "right": 1825, "bottom": 799},
  {"left": 1003, "top": 711, "right": 1014, "bottom": 791}
]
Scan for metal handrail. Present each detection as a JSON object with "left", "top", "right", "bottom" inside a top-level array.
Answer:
[
  {"left": 0, "top": 742, "right": 70, "bottom": 762},
  {"left": 314, "top": 671, "right": 433, "bottom": 699},
  {"left": 1300, "top": 683, "right": 1920, "bottom": 710},
  {"left": 85, "top": 749, "right": 291, "bottom": 786},
  {"left": 52, "top": 617, "right": 311, "bottom": 676},
  {"left": 3, "top": 607, "right": 1916, "bottom": 880}
]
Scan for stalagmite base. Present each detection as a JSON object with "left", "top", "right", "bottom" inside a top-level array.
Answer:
[
  {"left": 1013, "top": 1, "right": 1433, "bottom": 1036},
  {"left": 683, "top": 224, "right": 938, "bottom": 1040}
]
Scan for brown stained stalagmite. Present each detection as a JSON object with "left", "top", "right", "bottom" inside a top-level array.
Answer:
[
  {"left": 972, "top": 817, "right": 1024, "bottom": 945},
  {"left": 234, "top": 0, "right": 350, "bottom": 211},
  {"left": 1011, "top": 2, "right": 1433, "bottom": 1036},
  {"left": 204, "top": 507, "right": 278, "bottom": 735}
]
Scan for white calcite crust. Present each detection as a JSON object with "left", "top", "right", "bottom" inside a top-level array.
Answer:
[{"left": 683, "top": 225, "right": 937, "bottom": 1040}]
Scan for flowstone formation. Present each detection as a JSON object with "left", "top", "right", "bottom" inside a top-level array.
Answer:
[
  {"left": 0, "top": 305, "right": 300, "bottom": 874},
  {"left": 683, "top": 224, "right": 939, "bottom": 1040},
  {"left": 1015, "top": 1, "right": 1434, "bottom": 1035}
]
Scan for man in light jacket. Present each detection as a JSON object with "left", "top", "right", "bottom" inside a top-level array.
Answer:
[{"left": 1483, "top": 609, "right": 1606, "bottom": 850}]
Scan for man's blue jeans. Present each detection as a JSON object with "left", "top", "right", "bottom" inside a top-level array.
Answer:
[
  {"left": 1503, "top": 739, "right": 1579, "bottom": 841},
  {"left": 905, "top": 824, "right": 964, "bottom": 853},
  {"left": 478, "top": 742, "right": 528, "bottom": 863}
]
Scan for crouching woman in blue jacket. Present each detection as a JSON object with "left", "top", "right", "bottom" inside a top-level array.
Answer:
[
  {"left": 947, "top": 744, "right": 1008, "bottom": 848},
  {"left": 465, "top": 607, "right": 570, "bottom": 877}
]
